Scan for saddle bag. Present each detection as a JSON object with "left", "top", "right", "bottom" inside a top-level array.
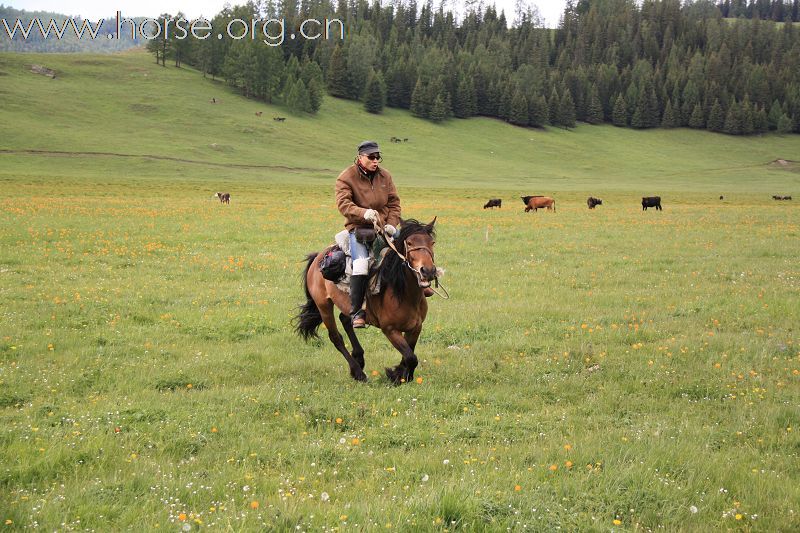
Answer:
[
  {"left": 354, "top": 225, "right": 377, "bottom": 244},
  {"left": 319, "top": 245, "right": 346, "bottom": 282}
]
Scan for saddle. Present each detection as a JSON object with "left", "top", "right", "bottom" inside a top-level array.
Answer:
[{"left": 319, "top": 230, "right": 389, "bottom": 296}]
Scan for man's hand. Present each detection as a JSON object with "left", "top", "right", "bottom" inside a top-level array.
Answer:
[
  {"left": 363, "top": 209, "right": 378, "bottom": 223},
  {"left": 383, "top": 224, "right": 397, "bottom": 236}
]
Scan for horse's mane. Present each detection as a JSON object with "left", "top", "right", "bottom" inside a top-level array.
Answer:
[{"left": 379, "top": 219, "right": 435, "bottom": 300}]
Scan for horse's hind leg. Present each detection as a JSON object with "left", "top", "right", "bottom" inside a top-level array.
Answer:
[
  {"left": 320, "top": 305, "right": 366, "bottom": 382},
  {"left": 339, "top": 312, "right": 365, "bottom": 369}
]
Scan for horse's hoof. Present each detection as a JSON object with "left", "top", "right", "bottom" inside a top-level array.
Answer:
[
  {"left": 385, "top": 367, "right": 405, "bottom": 385},
  {"left": 352, "top": 370, "right": 368, "bottom": 382}
]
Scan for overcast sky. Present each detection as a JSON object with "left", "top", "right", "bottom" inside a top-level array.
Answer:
[{"left": 9, "top": 0, "right": 567, "bottom": 27}]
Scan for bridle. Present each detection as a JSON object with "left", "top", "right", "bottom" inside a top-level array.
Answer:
[{"left": 375, "top": 219, "right": 449, "bottom": 299}]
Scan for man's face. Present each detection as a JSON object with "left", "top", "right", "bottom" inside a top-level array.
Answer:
[{"left": 358, "top": 152, "right": 381, "bottom": 171}]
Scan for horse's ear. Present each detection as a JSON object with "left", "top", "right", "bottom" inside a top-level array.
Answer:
[{"left": 426, "top": 216, "right": 437, "bottom": 231}]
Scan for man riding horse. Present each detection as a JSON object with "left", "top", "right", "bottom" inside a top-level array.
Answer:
[{"left": 295, "top": 141, "right": 442, "bottom": 383}]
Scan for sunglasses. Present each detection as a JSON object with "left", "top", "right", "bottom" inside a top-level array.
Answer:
[{"left": 365, "top": 153, "right": 382, "bottom": 161}]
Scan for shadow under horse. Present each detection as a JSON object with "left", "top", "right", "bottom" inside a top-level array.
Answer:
[{"left": 295, "top": 218, "right": 438, "bottom": 384}]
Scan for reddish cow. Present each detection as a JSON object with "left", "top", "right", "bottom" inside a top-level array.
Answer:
[{"left": 521, "top": 195, "right": 556, "bottom": 212}]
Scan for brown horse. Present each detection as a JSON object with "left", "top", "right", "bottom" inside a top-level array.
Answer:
[{"left": 295, "top": 218, "right": 438, "bottom": 384}]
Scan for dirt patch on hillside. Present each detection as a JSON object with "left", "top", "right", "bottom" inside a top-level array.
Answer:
[
  {"left": 770, "top": 159, "right": 799, "bottom": 171},
  {"left": 30, "top": 64, "right": 57, "bottom": 78}
]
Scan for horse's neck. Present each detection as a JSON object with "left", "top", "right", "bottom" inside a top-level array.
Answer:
[{"left": 401, "top": 268, "right": 423, "bottom": 300}]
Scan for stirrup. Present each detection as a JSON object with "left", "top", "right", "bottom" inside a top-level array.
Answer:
[{"left": 351, "top": 310, "right": 366, "bottom": 328}]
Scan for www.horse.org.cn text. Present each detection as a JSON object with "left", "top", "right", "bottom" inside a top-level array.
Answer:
[{"left": 1, "top": 12, "right": 346, "bottom": 47}]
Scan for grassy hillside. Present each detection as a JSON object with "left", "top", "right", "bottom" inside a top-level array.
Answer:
[
  {"left": 1, "top": 50, "right": 799, "bottom": 531},
  {"left": 1, "top": 49, "right": 799, "bottom": 194}
]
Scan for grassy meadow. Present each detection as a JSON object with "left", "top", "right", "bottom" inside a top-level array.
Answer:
[{"left": 1, "top": 50, "right": 800, "bottom": 531}]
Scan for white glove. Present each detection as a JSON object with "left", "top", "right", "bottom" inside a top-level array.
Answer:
[
  {"left": 383, "top": 224, "right": 397, "bottom": 236},
  {"left": 363, "top": 209, "right": 378, "bottom": 223}
]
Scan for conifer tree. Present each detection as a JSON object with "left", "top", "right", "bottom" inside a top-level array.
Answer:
[
  {"left": 777, "top": 113, "right": 793, "bottom": 133},
  {"left": 410, "top": 78, "right": 428, "bottom": 118},
  {"left": 430, "top": 94, "right": 449, "bottom": 122},
  {"left": 707, "top": 99, "right": 725, "bottom": 132},
  {"left": 326, "top": 45, "right": 350, "bottom": 98},
  {"left": 753, "top": 105, "right": 768, "bottom": 133},
  {"left": 509, "top": 91, "right": 529, "bottom": 126},
  {"left": 724, "top": 100, "right": 743, "bottom": 135},
  {"left": 586, "top": 85, "right": 604, "bottom": 124},
  {"left": 612, "top": 94, "right": 628, "bottom": 127},
  {"left": 499, "top": 83, "right": 514, "bottom": 121},
  {"left": 549, "top": 87, "right": 561, "bottom": 125},
  {"left": 558, "top": 91, "right": 577, "bottom": 128},
  {"left": 768, "top": 99, "right": 784, "bottom": 130},
  {"left": 529, "top": 95, "right": 549, "bottom": 127},
  {"left": 740, "top": 95, "right": 754, "bottom": 135},
  {"left": 454, "top": 75, "right": 477, "bottom": 118},
  {"left": 689, "top": 103, "right": 705, "bottom": 129},
  {"left": 363, "top": 71, "right": 387, "bottom": 114},
  {"left": 661, "top": 98, "right": 676, "bottom": 128}
]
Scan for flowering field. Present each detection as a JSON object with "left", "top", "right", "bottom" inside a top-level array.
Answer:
[
  {"left": 2, "top": 49, "right": 799, "bottom": 530},
  {"left": 1, "top": 175, "right": 798, "bottom": 530}
]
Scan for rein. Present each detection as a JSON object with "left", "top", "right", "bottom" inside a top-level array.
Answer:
[{"left": 374, "top": 218, "right": 450, "bottom": 299}]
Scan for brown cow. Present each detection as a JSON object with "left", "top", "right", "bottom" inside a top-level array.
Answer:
[
  {"left": 215, "top": 192, "right": 231, "bottom": 204},
  {"left": 521, "top": 195, "right": 555, "bottom": 212}
]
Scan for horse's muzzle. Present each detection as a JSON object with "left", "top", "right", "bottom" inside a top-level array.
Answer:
[{"left": 419, "top": 265, "right": 437, "bottom": 285}]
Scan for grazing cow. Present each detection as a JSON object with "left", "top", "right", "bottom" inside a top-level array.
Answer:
[
  {"left": 215, "top": 192, "right": 231, "bottom": 204},
  {"left": 273, "top": 116, "right": 286, "bottom": 122},
  {"left": 784, "top": 196, "right": 792, "bottom": 200},
  {"left": 642, "top": 196, "right": 662, "bottom": 211},
  {"left": 255, "top": 111, "right": 263, "bottom": 116},
  {"left": 719, "top": 195, "right": 724, "bottom": 200},
  {"left": 521, "top": 195, "right": 556, "bottom": 212},
  {"left": 587, "top": 196, "right": 603, "bottom": 209},
  {"left": 773, "top": 195, "right": 782, "bottom": 200},
  {"left": 484, "top": 198, "right": 502, "bottom": 209}
]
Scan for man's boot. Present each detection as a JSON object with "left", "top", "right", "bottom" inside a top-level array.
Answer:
[{"left": 350, "top": 274, "right": 368, "bottom": 328}]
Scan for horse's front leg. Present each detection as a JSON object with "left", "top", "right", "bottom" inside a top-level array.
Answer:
[{"left": 383, "top": 327, "right": 418, "bottom": 385}]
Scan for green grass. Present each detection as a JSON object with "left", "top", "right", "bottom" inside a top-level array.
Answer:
[{"left": 0, "top": 50, "right": 799, "bottom": 531}]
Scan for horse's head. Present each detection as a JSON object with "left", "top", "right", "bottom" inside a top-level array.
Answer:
[{"left": 399, "top": 217, "right": 437, "bottom": 288}]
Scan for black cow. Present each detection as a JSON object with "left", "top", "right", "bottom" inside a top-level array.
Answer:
[
  {"left": 484, "top": 198, "right": 502, "bottom": 209},
  {"left": 719, "top": 195, "right": 724, "bottom": 200},
  {"left": 642, "top": 196, "right": 662, "bottom": 211},
  {"left": 587, "top": 196, "right": 603, "bottom": 209}
]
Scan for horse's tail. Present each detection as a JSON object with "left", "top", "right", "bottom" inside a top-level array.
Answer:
[{"left": 294, "top": 252, "right": 323, "bottom": 341}]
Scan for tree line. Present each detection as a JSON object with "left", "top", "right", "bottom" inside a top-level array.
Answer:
[
  {"left": 165, "top": 0, "right": 799, "bottom": 135},
  {"left": 9, "top": 0, "right": 798, "bottom": 136}
]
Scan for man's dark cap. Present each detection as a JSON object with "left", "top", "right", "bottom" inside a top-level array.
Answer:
[{"left": 357, "top": 141, "right": 380, "bottom": 155}]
